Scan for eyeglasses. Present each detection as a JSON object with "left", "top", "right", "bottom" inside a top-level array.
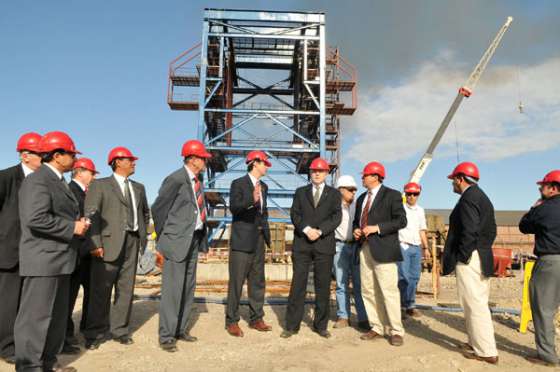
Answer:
[
  {"left": 342, "top": 187, "right": 357, "bottom": 193},
  {"left": 406, "top": 193, "right": 420, "bottom": 197}
]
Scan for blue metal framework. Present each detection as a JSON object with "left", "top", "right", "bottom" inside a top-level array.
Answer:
[{"left": 167, "top": 8, "right": 357, "bottom": 245}]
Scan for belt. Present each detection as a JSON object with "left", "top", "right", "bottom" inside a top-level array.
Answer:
[
  {"left": 126, "top": 230, "right": 139, "bottom": 236},
  {"left": 336, "top": 239, "right": 354, "bottom": 244}
]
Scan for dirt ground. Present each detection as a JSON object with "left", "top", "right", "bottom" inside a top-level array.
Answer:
[{"left": 2, "top": 271, "right": 559, "bottom": 372}]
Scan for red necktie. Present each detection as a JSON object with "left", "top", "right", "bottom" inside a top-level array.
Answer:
[
  {"left": 194, "top": 177, "right": 206, "bottom": 223},
  {"left": 360, "top": 192, "right": 372, "bottom": 230}
]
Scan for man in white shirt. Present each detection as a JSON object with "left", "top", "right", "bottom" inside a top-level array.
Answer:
[
  {"left": 398, "top": 182, "right": 429, "bottom": 318},
  {"left": 332, "top": 175, "right": 369, "bottom": 330}
]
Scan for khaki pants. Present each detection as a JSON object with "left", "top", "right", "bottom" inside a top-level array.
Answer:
[
  {"left": 455, "top": 250, "right": 498, "bottom": 357},
  {"left": 360, "top": 243, "right": 404, "bottom": 336}
]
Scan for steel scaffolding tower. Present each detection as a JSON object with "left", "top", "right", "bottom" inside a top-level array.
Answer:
[{"left": 167, "top": 8, "right": 357, "bottom": 244}]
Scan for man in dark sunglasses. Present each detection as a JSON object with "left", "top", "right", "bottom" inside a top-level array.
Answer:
[{"left": 398, "top": 183, "right": 429, "bottom": 319}]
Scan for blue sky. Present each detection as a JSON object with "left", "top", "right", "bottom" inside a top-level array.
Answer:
[{"left": 1, "top": 1, "right": 558, "bottom": 210}]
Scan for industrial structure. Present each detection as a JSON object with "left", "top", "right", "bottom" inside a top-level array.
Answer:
[{"left": 167, "top": 8, "right": 357, "bottom": 245}]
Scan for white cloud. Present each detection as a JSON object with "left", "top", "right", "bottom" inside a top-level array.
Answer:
[{"left": 345, "top": 54, "right": 560, "bottom": 163}]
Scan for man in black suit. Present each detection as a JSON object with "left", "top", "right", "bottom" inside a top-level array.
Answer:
[
  {"left": 281, "top": 157, "right": 342, "bottom": 339},
  {"left": 84, "top": 147, "right": 149, "bottom": 349},
  {"left": 226, "top": 151, "right": 272, "bottom": 337},
  {"left": 63, "top": 158, "right": 98, "bottom": 353},
  {"left": 15, "top": 131, "right": 89, "bottom": 372},
  {"left": 442, "top": 162, "right": 498, "bottom": 364},
  {"left": 0, "top": 132, "right": 42, "bottom": 365},
  {"left": 352, "top": 162, "right": 407, "bottom": 346}
]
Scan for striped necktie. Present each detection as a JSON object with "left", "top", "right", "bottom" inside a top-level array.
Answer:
[{"left": 194, "top": 177, "right": 206, "bottom": 223}]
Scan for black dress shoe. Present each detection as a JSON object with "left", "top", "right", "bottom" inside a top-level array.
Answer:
[
  {"left": 1, "top": 355, "right": 16, "bottom": 364},
  {"left": 159, "top": 340, "right": 177, "bottom": 353},
  {"left": 85, "top": 338, "right": 102, "bottom": 350},
  {"left": 313, "top": 329, "right": 331, "bottom": 339},
  {"left": 177, "top": 333, "right": 198, "bottom": 342},
  {"left": 280, "top": 330, "right": 298, "bottom": 338},
  {"left": 113, "top": 335, "right": 134, "bottom": 345},
  {"left": 61, "top": 343, "right": 81, "bottom": 355},
  {"left": 65, "top": 335, "right": 80, "bottom": 346}
]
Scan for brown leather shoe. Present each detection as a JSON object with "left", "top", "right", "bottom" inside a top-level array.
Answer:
[
  {"left": 333, "top": 318, "right": 349, "bottom": 329},
  {"left": 405, "top": 308, "right": 421, "bottom": 318},
  {"left": 360, "top": 330, "right": 381, "bottom": 341},
  {"left": 457, "top": 342, "right": 474, "bottom": 353},
  {"left": 249, "top": 319, "right": 272, "bottom": 332},
  {"left": 226, "top": 323, "right": 244, "bottom": 337},
  {"left": 525, "top": 355, "right": 558, "bottom": 367},
  {"left": 389, "top": 335, "right": 404, "bottom": 346},
  {"left": 463, "top": 352, "right": 499, "bottom": 364}
]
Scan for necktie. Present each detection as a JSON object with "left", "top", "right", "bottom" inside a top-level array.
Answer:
[
  {"left": 194, "top": 177, "right": 207, "bottom": 223},
  {"left": 61, "top": 177, "right": 70, "bottom": 191},
  {"left": 123, "top": 179, "right": 135, "bottom": 230},
  {"left": 255, "top": 181, "right": 262, "bottom": 212},
  {"left": 313, "top": 186, "right": 321, "bottom": 208},
  {"left": 360, "top": 192, "right": 372, "bottom": 230}
]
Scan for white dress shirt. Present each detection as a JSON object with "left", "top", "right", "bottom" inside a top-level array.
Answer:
[
  {"left": 21, "top": 163, "right": 34, "bottom": 177},
  {"left": 398, "top": 203, "right": 427, "bottom": 247},
  {"left": 185, "top": 166, "right": 204, "bottom": 231},
  {"left": 113, "top": 173, "right": 138, "bottom": 231},
  {"left": 303, "top": 182, "right": 325, "bottom": 235},
  {"left": 335, "top": 201, "right": 355, "bottom": 241},
  {"left": 361, "top": 183, "right": 381, "bottom": 213},
  {"left": 248, "top": 173, "right": 263, "bottom": 212}
]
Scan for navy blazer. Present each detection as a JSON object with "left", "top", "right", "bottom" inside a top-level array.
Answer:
[
  {"left": 353, "top": 185, "right": 407, "bottom": 263},
  {"left": 0, "top": 164, "right": 25, "bottom": 269},
  {"left": 229, "top": 174, "right": 271, "bottom": 253},
  {"left": 442, "top": 184, "right": 497, "bottom": 277}
]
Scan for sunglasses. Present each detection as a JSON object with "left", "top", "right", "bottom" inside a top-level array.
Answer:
[
  {"left": 342, "top": 187, "right": 357, "bottom": 193},
  {"left": 406, "top": 193, "right": 420, "bottom": 197}
]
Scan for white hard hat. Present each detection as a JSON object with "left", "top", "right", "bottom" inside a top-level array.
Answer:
[{"left": 336, "top": 175, "right": 357, "bottom": 189}]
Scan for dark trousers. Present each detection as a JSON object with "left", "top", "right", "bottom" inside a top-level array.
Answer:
[
  {"left": 66, "top": 255, "right": 91, "bottom": 342},
  {"left": 14, "top": 275, "right": 70, "bottom": 372},
  {"left": 85, "top": 232, "right": 139, "bottom": 340},
  {"left": 529, "top": 255, "right": 560, "bottom": 364},
  {"left": 225, "top": 232, "right": 266, "bottom": 326},
  {"left": 0, "top": 267, "right": 22, "bottom": 359},
  {"left": 158, "top": 232, "right": 203, "bottom": 343},
  {"left": 285, "top": 248, "right": 333, "bottom": 332}
]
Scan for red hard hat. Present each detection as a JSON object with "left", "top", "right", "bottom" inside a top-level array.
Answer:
[
  {"left": 39, "top": 131, "right": 81, "bottom": 154},
  {"left": 107, "top": 146, "right": 138, "bottom": 165},
  {"left": 73, "top": 157, "right": 99, "bottom": 174},
  {"left": 448, "top": 161, "right": 480, "bottom": 180},
  {"left": 246, "top": 151, "right": 271, "bottom": 167},
  {"left": 537, "top": 170, "right": 560, "bottom": 185},
  {"left": 16, "top": 132, "right": 42, "bottom": 153},
  {"left": 362, "top": 161, "right": 386, "bottom": 178},
  {"left": 309, "top": 157, "right": 330, "bottom": 171},
  {"left": 404, "top": 182, "right": 422, "bottom": 194},
  {"left": 181, "top": 140, "right": 212, "bottom": 158}
]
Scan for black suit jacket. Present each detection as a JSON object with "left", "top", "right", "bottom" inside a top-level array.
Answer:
[
  {"left": 442, "top": 184, "right": 497, "bottom": 277},
  {"left": 0, "top": 164, "right": 25, "bottom": 269},
  {"left": 353, "top": 185, "right": 407, "bottom": 263},
  {"left": 229, "top": 174, "right": 271, "bottom": 253},
  {"left": 290, "top": 184, "right": 342, "bottom": 255},
  {"left": 69, "top": 180, "right": 93, "bottom": 257}
]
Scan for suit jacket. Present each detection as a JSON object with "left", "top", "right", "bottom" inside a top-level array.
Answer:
[
  {"left": 85, "top": 175, "right": 150, "bottom": 262},
  {"left": 353, "top": 185, "right": 407, "bottom": 263},
  {"left": 151, "top": 167, "right": 209, "bottom": 262},
  {"left": 442, "top": 184, "right": 497, "bottom": 277},
  {"left": 0, "top": 164, "right": 25, "bottom": 269},
  {"left": 18, "top": 165, "right": 79, "bottom": 276},
  {"left": 69, "top": 180, "right": 94, "bottom": 257},
  {"left": 229, "top": 174, "right": 271, "bottom": 253},
  {"left": 290, "top": 184, "right": 342, "bottom": 255},
  {"left": 519, "top": 195, "right": 560, "bottom": 256}
]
